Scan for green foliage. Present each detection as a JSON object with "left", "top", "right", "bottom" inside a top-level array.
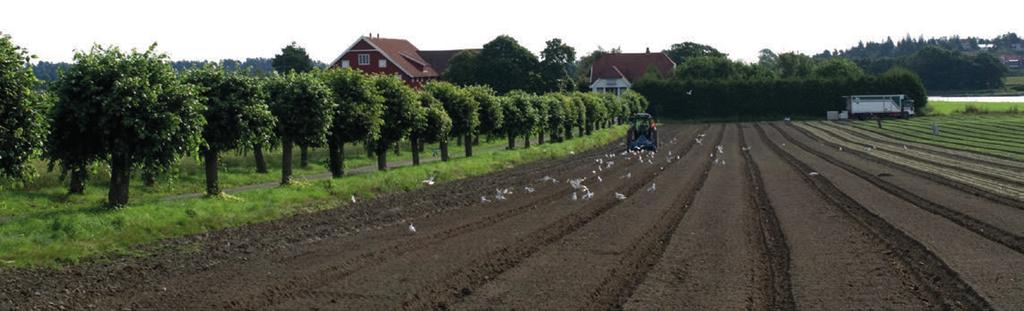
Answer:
[
  {"left": 902, "top": 46, "right": 1006, "bottom": 90},
  {"left": 777, "top": 52, "right": 817, "bottom": 78},
  {"left": 501, "top": 91, "right": 538, "bottom": 138},
  {"left": 621, "top": 89, "right": 650, "bottom": 115},
  {"left": 0, "top": 34, "right": 48, "bottom": 180},
  {"left": 412, "top": 92, "right": 452, "bottom": 143},
  {"left": 633, "top": 72, "right": 928, "bottom": 120},
  {"left": 424, "top": 81, "right": 478, "bottom": 138},
  {"left": 542, "top": 94, "right": 567, "bottom": 138},
  {"left": 271, "top": 42, "right": 314, "bottom": 74},
  {"left": 577, "top": 92, "right": 607, "bottom": 132},
  {"left": 372, "top": 74, "right": 419, "bottom": 145},
  {"left": 184, "top": 64, "right": 276, "bottom": 152},
  {"left": 663, "top": 42, "right": 726, "bottom": 64},
  {"left": 465, "top": 85, "right": 503, "bottom": 137},
  {"left": 442, "top": 50, "right": 480, "bottom": 86},
  {"left": 321, "top": 68, "right": 385, "bottom": 144},
  {"left": 49, "top": 44, "right": 205, "bottom": 206},
  {"left": 477, "top": 35, "right": 541, "bottom": 94},
  {"left": 266, "top": 72, "right": 334, "bottom": 147},
  {"left": 811, "top": 58, "right": 865, "bottom": 80},
  {"left": 539, "top": 38, "right": 577, "bottom": 92}
]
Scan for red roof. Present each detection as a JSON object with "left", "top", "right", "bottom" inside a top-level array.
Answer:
[
  {"left": 590, "top": 53, "right": 676, "bottom": 84},
  {"left": 332, "top": 37, "right": 475, "bottom": 79}
]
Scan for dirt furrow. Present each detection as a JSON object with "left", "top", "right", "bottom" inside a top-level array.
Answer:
[
  {"left": 756, "top": 123, "right": 997, "bottom": 310},
  {"left": 622, "top": 123, "right": 793, "bottom": 310},
  {"left": 744, "top": 124, "right": 938, "bottom": 310},
  {"left": 434, "top": 124, "right": 723, "bottom": 310},
  {"left": 259, "top": 125, "right": 699, "bottom": 309},
  {"left": 776, "top": 122, "right": 1024, "bottom": 255},
  {"left": 739, "top": 123, "right": 796, "bottom": 310}
]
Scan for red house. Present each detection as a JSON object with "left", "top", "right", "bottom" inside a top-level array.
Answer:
[
  {"left": 329, "top": 35, "right": 475, "bottom": 87},
  {"left": 589, "top": 52, "right": 676, "bottom": 95}
]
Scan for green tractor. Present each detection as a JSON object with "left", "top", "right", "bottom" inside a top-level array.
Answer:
[{"left": 626, "top": 113, "right": 658, "bottom": 151}]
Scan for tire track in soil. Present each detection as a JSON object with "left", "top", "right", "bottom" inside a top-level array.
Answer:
[
  {"left": 82, "top": 130, "right": 661, "bottom": 310},
  {"left": 753, "top": 123, "right": 992, "bottom": 310},
  {"left": 806, "top": 122, "right": 1024, "bottom": 196},
  {"left": 774, "top": 122, "right": 1024, "bottom": 256},
  {"left": 585, "top": 124, "right": 726, "bottom": 310},
  {"left": 739, "top": 123, "right": 796, "bottom": 310},
  {"left": 388, "top": 124, "right": 714, "bottom": 310}
]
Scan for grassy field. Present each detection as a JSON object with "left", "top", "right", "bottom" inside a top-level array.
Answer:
[
  {"left": 0, "top": 137, "right": 515, "bottom": 221},
  {"left": 0, "top": 127, "right": 624, "bottom": 267},
  {"left": 926, "top": 101, "right": 1024, "bottom": 115},
  {"left": 851, "top": 115, "right": 1024, "bottom": 160}
]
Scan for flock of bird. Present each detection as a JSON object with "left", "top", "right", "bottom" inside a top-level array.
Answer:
[{"left": 403, "top": 130, "right": 733, "bottom": 234}]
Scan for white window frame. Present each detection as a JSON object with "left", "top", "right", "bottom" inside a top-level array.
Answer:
[
  {"left": 378, "top": 59, "right": 387, "bottom": 68},
  {"left": 358, "top": 54, "right": 370, "bottom": 66},
  {"left": 340, "top": 60, "right": 350, "bottom": 68}
]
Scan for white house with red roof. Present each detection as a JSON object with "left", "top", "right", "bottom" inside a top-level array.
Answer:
[
  {"left": 329, "top": 34, "right": 476, "bottom": 87},
  {"left": 589, "top": 51, "right": 676, "bottom": 95}
]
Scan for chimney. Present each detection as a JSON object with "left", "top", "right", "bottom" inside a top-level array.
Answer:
[{"left": 646, "top": 47, "right": 650, "bottom": 54}]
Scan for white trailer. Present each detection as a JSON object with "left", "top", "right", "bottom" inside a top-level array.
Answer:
[{"left": 844, "top": 95, "right": 915, "bottom": 119}]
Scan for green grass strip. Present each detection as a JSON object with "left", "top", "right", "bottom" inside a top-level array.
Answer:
[{"left": 0, "top": 126, "right": 625, "bottom": 267}]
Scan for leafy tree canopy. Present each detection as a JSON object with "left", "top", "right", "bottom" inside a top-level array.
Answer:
[
  {"left": 0, "top": 34, "right": 48, "bottom": 179},
  {"left": 272, "top": 42, "right": 315, "bottom": 74}
]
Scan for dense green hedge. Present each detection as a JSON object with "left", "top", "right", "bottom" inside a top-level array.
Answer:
[{"left": 633, "top": 68, "right": 927, "bottom": 119}]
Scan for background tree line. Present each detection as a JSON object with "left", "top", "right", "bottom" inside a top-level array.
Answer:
[{"left": 0, "top": 34, "right": 648, "bottom": 208}]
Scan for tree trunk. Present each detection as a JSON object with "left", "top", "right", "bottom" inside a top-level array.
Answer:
[
  {"left": 253, "top": 144, "right": 268, "bottom": 174},
  {"left": 204, "top": 149, "right": 220, "bottom": 196},
  {"left": 411, "top": 135, "right": 420, "bottom": 165},
  {"left": 507, "top": 133, "right": 515, "bottom": 150},
  {"left": 440, "top": 138, "right": 450, "bottom": 161},
  {"left": 376, "top": 141, "right": 388, "bottom": 171},
  {"left": 578, "top": 126, "right": 585, "bottom": 137},
  {"left": 366, "top": 142, "right": 374, "bottom": 158},
  {"left": 143, "top": 171, "right": 156, "bottom": 187},
  {"left": 300, "top": 145, "right": 309, "bottom": 168},
  {"left": 68, "top": 165, "right": 87, "bottom": 194},
  {"left": 586, "top": 123, "right": 593, "bottom": 135},
  {"left": 107, "top": 153, "right": 131, "bottom": 208},
  {"left": 550, "top": 130, "right": 559, "bottom": 143},
  {"left": 328, "top": 137, "right": 344, "bottom": 178},
  {"left": 456, "top": 135, "right": 463, "bottom": 146},
  {"left": 538, "top": 130, "right": 545, "bottom": 145},
  {"left": 524, "top": 133, "right": 531, "bottom": 148},
  {"left": 393, "top": 141, "right": 401, "bottom": 156},
  {"left": 474, "top": 135, "right": 480, "bottom": 145},
  {"left": 565, "top": 125, "right": 574, "bottom": 140},
  {"left": 464, "top": 134, "right": 473, "bottom": 157},
  {"left": 281, "top": 139, "right": 294, "bottom": 185}
]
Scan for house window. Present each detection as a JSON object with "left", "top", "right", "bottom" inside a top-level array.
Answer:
[
  {"left": 358, "top": 54, "right": 370, "bottom": 65},
  {"left": 340, "top": 60, "right": 350, "bottom": 68},
  {"left": 379, "top": 59, "right": 387, "bottom": 68}
]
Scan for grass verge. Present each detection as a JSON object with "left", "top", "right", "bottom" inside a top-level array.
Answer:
[
  {"left": 927, "top": 101, "right": 1024, "bottom": 115},
  {"left": 0, "top": 126, "right": 625, "bottom": 267}
]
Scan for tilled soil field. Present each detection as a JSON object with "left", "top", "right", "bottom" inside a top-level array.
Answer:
[{"left": 2, "top": 122, "right": 1023, "bottom": 310}]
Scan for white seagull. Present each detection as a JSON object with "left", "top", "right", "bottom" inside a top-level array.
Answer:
[
  {"left": 615, "top": 192, "right": 627, "bottom": 200},
  {"left": 647, "top": 183, "right": 657, "bottom": 192},
  {"left": 351, "top": 195, "right": 357, "bottom": 203},
  {"left": 408, "top": 223, "right": 417, "bottom": 233},
  {"left": 481, "top": 196, "right": 491, "bottom": 203},
  {"left": 524, "top": 186, "right": 536, "bottom": 193},
  {"left": 422, "top": 176, "right": 436, "bottom": 186}
]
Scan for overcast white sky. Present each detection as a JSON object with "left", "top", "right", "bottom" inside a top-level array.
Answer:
[{"left": 2, "top": 0, "right": 1021, "bottom": 64}]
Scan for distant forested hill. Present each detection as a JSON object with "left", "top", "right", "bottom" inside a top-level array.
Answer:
[{"left": 814, "top": 32, "right": 1022, "bottom": 91}]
